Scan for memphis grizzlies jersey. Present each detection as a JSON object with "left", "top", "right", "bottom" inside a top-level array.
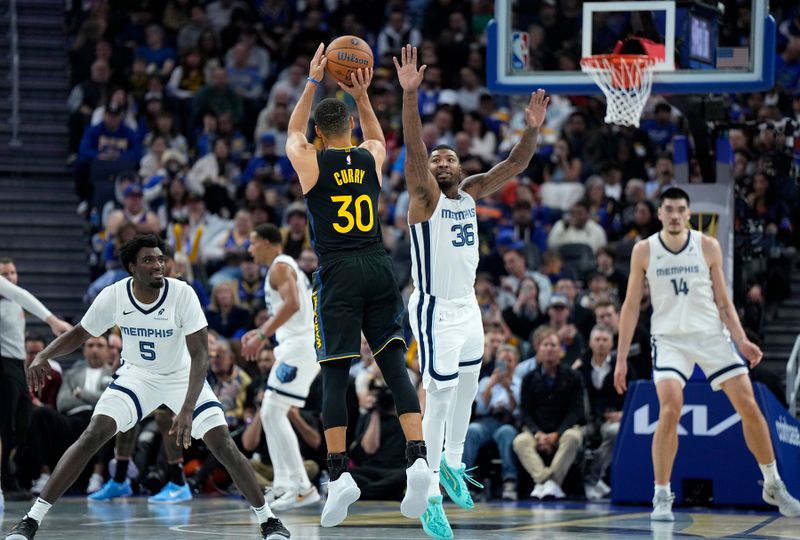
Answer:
[
  {"left": 81, "top": 278, "right": 207, "bottom": 375},
  {"left": 410, "top": 191, "right": 479, "bottom": 299},
  {"left": 264, "top": 254, "right": 314, "bottom": 345},
  {"left": 646, "top": 230, "right": 723, "bottom": 335}
]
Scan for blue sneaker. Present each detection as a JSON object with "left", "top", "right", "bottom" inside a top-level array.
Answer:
[
  {"left": 148, "top": 482, "right": 193, "bottom": 504},
  {"left": 88, "top": 479, "right": 132, "bottom": 501},
  {"left": 420, "top": 495, "right": 453, "bottom": 539},
  {"left": 439, "top": 455, "right": 483, "bottom": 510}
]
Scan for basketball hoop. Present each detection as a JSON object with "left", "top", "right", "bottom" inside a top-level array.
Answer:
[{"left": 580, "top": 54, "right": 656, "bottom": 128}]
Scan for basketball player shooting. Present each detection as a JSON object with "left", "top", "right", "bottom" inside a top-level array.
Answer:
[
  {"left": 614, "top": 187, "right": 800, "bottom": 521},
  {"left": 394, "top": 44, "right": 548, "bottom": 538},
  {"left": 285, "top": 43, "right": 431, "bottom": 528},
  {"left": 5, "top": 235, "right": 290, "bottom": 540}
]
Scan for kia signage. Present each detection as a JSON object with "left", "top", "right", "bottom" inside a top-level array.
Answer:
[{"left": 612, "top": 381, "right": 800, "bottom": 507}]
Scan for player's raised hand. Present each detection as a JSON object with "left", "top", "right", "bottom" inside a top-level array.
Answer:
[
  {"left": 525, "top": 89, "right": 550, "bottom": 128},
  {"left": 739, "top": 338, "right": 763, "bottom": 368},
  {"left": 338, "top": 67, "right": 373, "bottom": 99},
  {"left": 613, "top": 359, "right": 628, "bottom": 395},
  {"left": 170, "top": 407, "right": 194, "bottom": 449},
  {"left": 27, "top": 352, "right": 52, "bottom": 393},
  {"left": 393, "top": 44, "right": 426, "bottom": 91},
  {"left": 309, "top": 42, "right": 327, "bottom": 83}
]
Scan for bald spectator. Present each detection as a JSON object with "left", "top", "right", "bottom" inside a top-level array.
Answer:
[{"left": 547, "top": 200, "right": 608, "bottom": 254}]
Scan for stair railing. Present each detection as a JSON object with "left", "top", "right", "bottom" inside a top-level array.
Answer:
[
  {"left": 8, "top": 0, "right": 22, "bottom": 147},
  {"left": 786, "top": 334, "right": 800, "bottom": 417}
]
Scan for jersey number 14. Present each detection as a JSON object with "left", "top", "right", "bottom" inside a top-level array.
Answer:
[{"left": 670, "top": 278, "right": 689, "bottom": 296}]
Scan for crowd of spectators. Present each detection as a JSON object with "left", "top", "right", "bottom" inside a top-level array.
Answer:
[{"left": 22, "top": 0, "right": 796, "bottom": 501}]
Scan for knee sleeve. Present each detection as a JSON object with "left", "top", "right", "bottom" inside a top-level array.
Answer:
[
  {"left": 261, "top": 393, "right": 290, "bottom": 428},
  {"left": 321, "top": 359, "right": 351, "bottom": 430},
  {"left": 376, "top": 342, "right": 421, "bottom": 416}
]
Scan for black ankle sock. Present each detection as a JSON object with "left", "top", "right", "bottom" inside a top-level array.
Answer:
[
  {"left": 406, "top": 440, "right": 427, "bottom": 468},
  {"left": 168, "top": 463, "right": 185, "bottom": 486},
  {"left": 327, "top": 453, "right": 348, "bottom": 482},
  {"left": 113, "top": 459, "right": 129, "bottom": 483}
]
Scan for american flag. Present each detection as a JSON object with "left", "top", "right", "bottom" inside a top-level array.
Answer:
[{"left": 717, "top": 47, "right": 749, "bottom": 68}]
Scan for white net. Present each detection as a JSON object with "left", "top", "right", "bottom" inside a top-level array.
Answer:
[{"left": 580, "top": 55, "right": 656, "bottom": 128}]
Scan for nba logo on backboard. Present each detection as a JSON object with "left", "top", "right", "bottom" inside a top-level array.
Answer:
[{"left": 511, "top": 32, "right": 529, "bottom": 71}]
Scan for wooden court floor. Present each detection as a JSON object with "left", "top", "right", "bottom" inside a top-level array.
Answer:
[{"left": 2, "top": 496, "right": 798, "bottom": 539}]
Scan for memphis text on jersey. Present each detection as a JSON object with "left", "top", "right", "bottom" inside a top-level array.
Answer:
[
  {"left": 120, "top": 326, "right": 174, "bottom": 338},
  {"left": 333, "top": 167, "right": 366, "bottom": 186},
  {"left": 655, "top": 265, "right": 701, "bottom": 277},
  {"left": 441, "top": 207, "right": 476, "bottom": 220}
]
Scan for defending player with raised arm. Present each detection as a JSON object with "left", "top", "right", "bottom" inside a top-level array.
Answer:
[
  {"left": 285, "top": 43, "right": 432, "bottom": 529},
  {"left": 241, "top": 224, "right": 321, "bottom": 511},
  {"left": 612, "top": 187, "right": 799, "bottom": 522},
  {"left": 6, "top": 235, "right": 291, "bottom": 540},
  {"left": 395, "top": 43, "right": 549, "bottom": 539}
]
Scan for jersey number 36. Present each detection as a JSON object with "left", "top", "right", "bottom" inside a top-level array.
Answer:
[{"left": 451, "top": 223, "right": 475, "bottom": 247}]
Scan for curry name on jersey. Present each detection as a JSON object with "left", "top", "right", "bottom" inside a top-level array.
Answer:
[
  {"left": 305, "top": 147, "right": 383, "bottom": 258},
  {"left": 80, "top": 277, "right": 208, "bottom": 375},
  {"left": 645, "top": 230, "right": 723, "bottom": 335},
  {"left": 411, "top": 190, "right": 479, "bottom": 300},
  {"left": 264, "top": 254, "right": 314, "bottom": 345}
]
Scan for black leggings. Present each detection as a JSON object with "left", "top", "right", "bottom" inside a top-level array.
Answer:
[
  {"left": 0, "top": 358, "right": 33, "bottom": 491},
  {"left": 321, "top": 342, "right": 420, "bottom": 430}
]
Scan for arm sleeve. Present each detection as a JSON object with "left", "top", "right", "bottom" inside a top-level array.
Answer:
[
  {"left": 0, "top": 275, "right": 53, "bottom": 321},
  {"left": 80, "top": 285, "right": 116, "bottom": 337},
  {"left": 176, "top": 281, "right": 208, "bottom": 335}
]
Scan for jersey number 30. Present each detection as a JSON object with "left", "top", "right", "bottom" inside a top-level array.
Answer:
[
  {"left": 451, "top": 223, "right": 475, "bottom": 247},
  {"left": 670, "top": 278, "right": 689, "bottom": 296},
  {"left": 331, "top": 195, "right": 374, "bottom": 234}
]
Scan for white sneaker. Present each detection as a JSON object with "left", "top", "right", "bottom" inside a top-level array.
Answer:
[
  {"left": 320, "top": 473, "right": 361, "bottom": 527},
  {"left": 87, "top": 473, "right": 105, "bottom": 494},
  {"left": 540, "top": 479, "right": 566, "bottom": 499},
  {"left": 502, "top": 480, "right": 518, "bottom": 501},
  {"left": 30, "top": 474, "right": 50, "bottom": 495},
  {"left": 596, "top": 479, "right": 611, "bottom": 497},
  {"left": 530, "top": 483, "right": 546, "bottom": 499},
  {"left": 272, "top": 484, "right": 322, "bottom": 511},
  {"left": 584, "top": 483, "right": 602, "bottom": 501},
  {"left": 763, "top": 480, "right": 800, "bottom": 517},
  {"left": 401, "top": 457, "right": 432, "bottom": 518},
  {"left": 264, "top": 486, "right": 287, "bottom": 504},
  {"left": 651, "top": 490, "right": 675, "bottom": 521}
]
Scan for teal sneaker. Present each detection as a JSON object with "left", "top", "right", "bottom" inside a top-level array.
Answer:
[
  {"left": 420, "top": 495, "right": 453, "bottom": 539},
  {"left": 439, "top": 455, "right": 483, "bottom": 509},
  {"left": 87, "top": 479, "right": 132, "bottom": 501},
  {"left": 148, "top": 481, "right": 193, "bottom": 504}
]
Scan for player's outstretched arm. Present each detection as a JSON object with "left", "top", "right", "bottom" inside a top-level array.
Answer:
[
  {"left": 0, "top": 275, "right": 72, "bottom": 335},
  {"left": 173, "top": 327, "right": 209, "bottom": 448},
  {"left": 286, "top": 42, "right": 326, "bottom": 193},
  {"left": 28, "top": 324, "right": 92, "bottom": 392},
  {"left": 394, "top": 44, "right": 439, "bottom": 219},
  {"left": 460, "top": 89, "right": 550, "bottom": 200},
  {"left": 241, "top": 263, "right": 300, "bottom": 361},
  {"left": 614, "top": 240, "right": 648, "bottom": 394},
  {"left": 338, "top": 67, "right": 387, "bottom": 183},
  {"left": 705, "top": 235, "right": 762, "bottom": 367}
]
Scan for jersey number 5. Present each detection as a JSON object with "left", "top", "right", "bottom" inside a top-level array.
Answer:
[
  {"left": 331, "top": 195, "right": 374, "bottom": 234},
  {"left": 139, "top": 341, "right": 156, "bottom": 361},
  {"left": 670, "top": 278, "right": 689, "bottom": 296},
  {"left": 451, "top": 223, "right": 475, "bottom": 247}
]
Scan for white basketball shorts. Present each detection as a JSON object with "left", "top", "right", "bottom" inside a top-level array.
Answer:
[
  {"left": 93, "top": 362, "right": 227, "bottom": 439},
  {"left": 266, "top": 337, "right": 320, "bottom": 407},
  {"left": 408, "top": 291, "right": 484, "bottom": 390},
  {"left": 651, "top": 331, "right": 749, "bottom": 391}
]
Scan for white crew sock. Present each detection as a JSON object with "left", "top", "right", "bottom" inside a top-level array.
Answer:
[
  {"left": 252, "top": 502, "right": 275, "bottom": 522},
  {"left": 759, "top": 461, "right": 781, "bottom": 485},
  {"left": 26, "top": 497, "right": 53, "bottom": 525},
  {"left": 444, "top": 370, "right": 479, "bottom": 469},
  {"left": 423, "top": 384, "right": 456, "bottom": 498},
  {"left": 654, "top": 483, "right": 671, "bottom": 496},
  {"left": 262, "top": 393, "right": 312, "bottom": 491}
]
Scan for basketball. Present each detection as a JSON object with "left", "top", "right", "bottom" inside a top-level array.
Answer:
[{"left": 325, "top": 35, "right": 374, "bottom": 85}]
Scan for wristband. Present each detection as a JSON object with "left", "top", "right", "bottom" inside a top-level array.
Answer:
[{"left": 307, "top": 76, "right": 321, "bottom": 86}]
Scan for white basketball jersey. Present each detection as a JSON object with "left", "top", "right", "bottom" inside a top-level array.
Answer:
[
  {"left": 646, "top": 230, "right": 723, "bottom": 335},
  {"left": 410, "top": 191, "right": 479, "bottom": 300},
  {"left": 264, "top": 254, "right": 314, "bottom": 345},
  {"left": 81, "top": 278, "right": 208, "bottom": 375}
]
